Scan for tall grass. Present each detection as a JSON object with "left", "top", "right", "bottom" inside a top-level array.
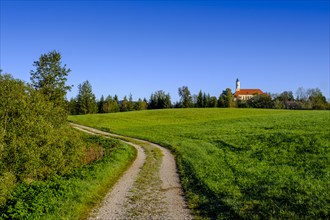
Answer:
[{"left": 69, "top": 108, "right": 330, "bottom": 219}]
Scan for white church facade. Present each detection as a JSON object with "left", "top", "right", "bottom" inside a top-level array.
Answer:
[{"left": 233, "top": 79, "right": 263, "bottom": 101}]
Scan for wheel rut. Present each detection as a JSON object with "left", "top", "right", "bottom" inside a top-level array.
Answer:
[{"left": 71, "top": 123, "right": 192, "bottom": 220}]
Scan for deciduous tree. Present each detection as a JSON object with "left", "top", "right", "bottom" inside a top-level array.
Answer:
[
  {"left": 30, "top": 51, "right": 72, "bottom": 107},
  {"left": 218, "top": 88, "right": 234, "bottom": 108},
  {"left": 307, "top": 88, "right": 327, "bottom": 110},
  {"left": 178, "top": 86, "right": 193, "bottom": 108}
]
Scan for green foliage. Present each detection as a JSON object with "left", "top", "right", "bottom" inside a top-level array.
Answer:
[
  {"left": 30, "top": 51, "right": 72, "bottom": 107},
  {"left": 121, "top": 96, "right": 129, "bottom": 112},
  {"left": 197, "top": 90, "right": 204, "bottom": 108},
  {"left": 99, "top": 95, "right": 120, "bottom": 113},
  {"left": 209, "top": 96, "right": 218, "bottom": 107},
  {"left": 128, "top": 94, "right": 134, "bottom": 111},
  {"left": 82, "top": 134, "right": 120, "bottom": 156},
  {"left": 307, "top": 88, "right": 327, "bottom": 110},
  {"left": 70, "top": 108, "right": 330, "bottom": 219},
  {"left": 1, "top": 54, "right": 137, "bottom": 219},
  {"left": 0, "top": 172, "right": 16, "bottom": 208},
  {"left": 247, "top": 93, "right": 274, "bottom": 108},
  {"left": 196, "top": 91, "right": 218, "bottom": 108},
  {"left": 76, "top": 80, "right": 98, "bottom": 114},
  {"left": 98, "top": 95, "right": 105, "bottom": 113},
  {"left": 218, "top": 88, "right": 234, "bottom": 108},
  {"left": 0, "top": 135, "right": 136, "bottom": 220},
  {"left": 0, "top": 74, "right": 84, "bottom": 206},
  {"left": 178, "top": 86, "right": 193, "bottom": 108},
  {"left": 68, "top": 97, "right": 78, "bottom": 115},
  {"left": 149, "top": 90, "right": 172, "bottom": 109},
  {"left": 134, "top": 98, "right": 148, "bottom": 110}
]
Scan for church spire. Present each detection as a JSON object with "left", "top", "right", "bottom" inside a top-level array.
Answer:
[{"left": 236, "top": 78, "right": 240, "bottom": 92}]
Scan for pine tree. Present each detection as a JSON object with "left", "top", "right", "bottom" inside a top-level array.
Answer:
[
  {"left": 76, "top": 80, "right": 98, "bottom": 114},
  {"left": 98, "top": 95, "right": 105, "bottom": 113},
  {"left": 128, "top": 94, "right": 134, "bottom": 111},
  {"left": 197, "top": 90, "right": 203, "bottom": 108},
  {"left": 121, "top": 96, "right": 129, "bottom": 112}
]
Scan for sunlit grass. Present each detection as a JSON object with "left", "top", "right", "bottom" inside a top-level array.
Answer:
[{"left": 69, "top": 108, "right": 330, "bottom": 219}]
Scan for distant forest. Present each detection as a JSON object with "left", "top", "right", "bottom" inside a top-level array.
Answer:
[{"left": 69, "top": 81, "right": 329, "bottom": 115}]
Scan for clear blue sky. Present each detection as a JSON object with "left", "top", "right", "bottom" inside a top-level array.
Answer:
[{"left": 1, "top": 0, "right": 329, "bottom": 102}]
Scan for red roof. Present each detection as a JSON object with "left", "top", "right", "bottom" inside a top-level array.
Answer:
[{"left": 234, "top": 89, "right": 263, "bottom": 97}]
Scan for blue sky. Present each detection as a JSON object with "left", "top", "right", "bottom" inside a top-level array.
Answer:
[{"left": 1, "top": 0, "right": 329, "bottom": 102}]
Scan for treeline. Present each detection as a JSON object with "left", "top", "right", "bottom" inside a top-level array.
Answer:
[
  {"left": 69, "top": 85, "right": 329, "bottom": 115},
  {"left": 235, "top": 88, "right": 329, "bottom": 110},
  {"left": 68, "top": 82, "right": 171, "bottom": 114}
]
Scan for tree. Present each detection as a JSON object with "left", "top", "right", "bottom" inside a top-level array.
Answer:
[
  {"left": 149, "top": 90, "right": 171, "bottom": 109},
  {"left": 98, "top": 95, "right": 105, "bottom": 113},
  {"left": 178, "top": 86, "right": 193, "bottom": 108},
  {"left": 307, "top": 88, "right": 327, "bottom": 110},
  {"left": 134, "top": 98, "right": 148, "bottom": 110},
  {"left": 114, "top": 95, "right": 119, "bottom": 103},
  {"left": 110, "top": 96, "right": 120, "bottom": 112},
  {"left": 30, "top": 51, "right": 72, "bottom": 107},
  {"left": 278, "top": 91, "right": 294, "bottom": 102},
  {"left": 273, "top": 98, "right": 285, "bottom": 109},
  {"left": 296, "top": 87, "right": 307, "bottom": 102},
  {"left": 197, "top": 90, "right": 204, "bottom": 108},
  {"left": 203, "top": 93, "right": 211, "bottom": 107},
  {"left": 218, "top": 88, "right": 234, "bottom": 108},
  {"left": 121, "top": 96, "right": 129, "bottom": 112},
  {"left": 274, "top": 91, "right": 294, "bottom": 109},
  {"left": 0, "top": 73, "right": 84, "bottom": 185},
  {"left": 68, "top": 97, "right": 78, "bottom": 115},
  {"left": 76, "top": 80, "right": 98, "bottom": 114},
  {"left": 102, "top": 95, "right": 120, "bottom": 113},
  {"left": 128, "top": 94, "right": 134, "bottom": 111},
  {"left": 209, "top": 96, "right": 218, "bottom": 108},
  {"left": 247, "top": 93, "right": 273, "bottom": 108}
]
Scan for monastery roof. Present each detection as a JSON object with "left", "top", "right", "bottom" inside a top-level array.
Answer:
[{"left": 234, "top": 89, "right": 263, "bottom": 97}]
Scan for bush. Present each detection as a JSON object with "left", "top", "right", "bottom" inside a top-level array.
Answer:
[
  {"left": 0, "top": 136, "right": 136, "bottom": 220},
  {"left": 0, "top": 74, "right": 85, "bottom": 206},
  {"left": 0, "top": 172, "right": 16, "bottom": 208}
]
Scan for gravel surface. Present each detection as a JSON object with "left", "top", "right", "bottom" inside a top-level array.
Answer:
[{"left": 71, "top": 123, "right": 192, "bottom": 220}]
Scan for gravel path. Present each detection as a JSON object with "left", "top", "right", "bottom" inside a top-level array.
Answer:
[{"left": 71, "top": 123, "right": 192, "bottom": 220}]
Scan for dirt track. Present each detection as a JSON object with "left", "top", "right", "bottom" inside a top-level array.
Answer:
[{"left": 71, "top": 123, "right": 192, "bottom": 219}]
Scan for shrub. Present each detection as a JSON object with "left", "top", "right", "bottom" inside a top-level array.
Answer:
[{"left": 0, "top": 74, "right": 85, "bottom": 206}]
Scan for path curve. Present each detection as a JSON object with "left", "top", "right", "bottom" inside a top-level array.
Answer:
[
  {"left": 71, "top": 123, "right": 192, "bottom": 220},
  {"left": 71, "top": 124, "right": 146, "bottom": 219}
]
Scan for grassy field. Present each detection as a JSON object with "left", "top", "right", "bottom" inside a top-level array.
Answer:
[{"left": 69, "top": 108, "right": 330, "bottom": 219}]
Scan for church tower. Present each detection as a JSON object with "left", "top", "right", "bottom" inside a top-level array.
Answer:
[{"left": 236, "top": 78, "right": 240, "bottom": 92}]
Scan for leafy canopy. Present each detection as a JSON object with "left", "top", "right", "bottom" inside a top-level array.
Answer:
[{"left": 30, "top": 50, "right": 72, "bottom": 106}]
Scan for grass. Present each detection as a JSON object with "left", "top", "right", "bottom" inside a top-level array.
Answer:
[
  {"left": 0, "top": 134, "right": 136, "bottom": 220},
  {"left": 69, "top": 108, "right": 330, "bottom": 219}
]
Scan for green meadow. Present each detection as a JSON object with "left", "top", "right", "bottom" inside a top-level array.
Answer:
[{"left": 69, "top": 109, "right": 330, "bottom": 219}]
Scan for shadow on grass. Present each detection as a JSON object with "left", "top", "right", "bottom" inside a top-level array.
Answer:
[{"left": 175, "top": 152, "right": 241, "bottom": 220}]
